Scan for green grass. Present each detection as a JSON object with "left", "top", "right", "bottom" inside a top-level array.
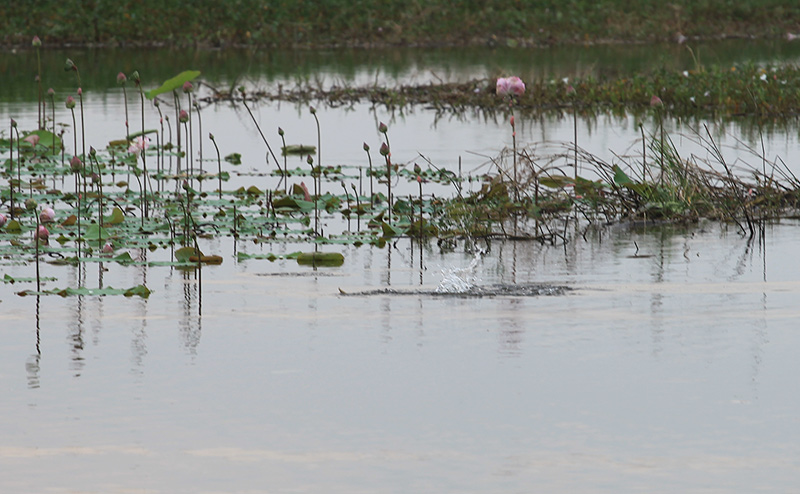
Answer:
[{"left": 4, "top": 0, "right": 800, "bottom": 48}]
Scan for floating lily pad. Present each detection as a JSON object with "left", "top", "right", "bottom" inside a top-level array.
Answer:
[{"left": 296, "top": 252, "right": 344, "bottom": 267}]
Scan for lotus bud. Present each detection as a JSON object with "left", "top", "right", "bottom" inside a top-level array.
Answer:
[
  {"left": 306, "top": 155, "right": 314, "bottom": 165},
  {"left": 117, "top": 72, "right": 127, "bottom": 85},
  {"left": 510, "top": 115, "right": 515, "bottom": 127},
  {"left": 70, "top": 156, "right": 82, "bottom": 173},
  {"left": 414, "top": 163, "right": 422, "bottom": 175},
  {"left": 92, "top": 173, "right": 100, "bottom": 185},
  {"left": 209, "top": 133, "right": 215, "bottom": 140},
  {"left": 179, "top": 110, "right": 189, "bottom": 123},
  {"left": 379, "top": 142, "right": 389, "bottom": 156},
  {"left": 39, "top": 207, "right": 55, "bottom": 223},
  {"left": 48, "top": 88, "right": 55, "bottom": 96},
  {"left": 11, "top": 118, "right": 17, "bottom": 128},
  {"left": 34, "top": 225, "right": 49, "bottom": 243},
  {"left": 66, "top": 95, "right": 76, "bottom": 109},
  {"left": 25, "top": 198, "right": 38, "bottom": 211},
  {"left": 650, "top": 95, "right": 663, "bottom": 107},
  {"left": 378, "top": 122, "right": 388, "bottom": 133},
  {"left": 65, "top": 58, "right": 76, "bottom": 72},
  {"left": 363, "top": 142, "right": 369, "bottom": 152},
  {"left": 77, "top": 87, "right": 83, "bottom": 96},
  {"left": 182, "top": 180, "right": 190, "bottom": 190},
  {"left": 130, "top": 71, "right": 140, "bottom": 85},
  {"left": 102, "top": 242, "right": 114, "bottom": 254},
  {"left": 90, "top": 146, "right": 97, "bottom": 157},
  {"left": 0, "top": 213, "right": 7, "bottom": 228},
  {"left": 310, "top": 106, "right": 316, "bottom": 115},
  {"left": 278, "top": 127, "right": 284, "bottom": 136},
  {"left": 182, "top": 81, "right": 193, "bottom": 93},
  {"left": 32, "top": 36, "right": 42, "bottom": 47},
  {"left": 153, "top": 97, "right": 160, "bottom": 107}
]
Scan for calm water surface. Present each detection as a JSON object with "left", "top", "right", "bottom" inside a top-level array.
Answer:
[{"left": 2, "top": 44, "right": 800, "bottom": 493}]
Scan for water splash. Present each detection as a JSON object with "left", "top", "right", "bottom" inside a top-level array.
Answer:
[{"left": 435, "top": 249, "right": 484, "bottom": 294}]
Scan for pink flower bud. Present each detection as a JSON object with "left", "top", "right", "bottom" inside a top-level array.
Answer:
[
  {"left": 102, "top": 242, "right": 114, "bottom": 254},
  {"left": 182, "top": 81, "right": 193, "bottom": 93},
  {"left": 117, "top": 72, "right": 127, "bottom": 85},
  {"left": 363, "top": 142, "right": 370, "bottom": 152},
  {"left": 179, "top": 110, "right": 189, "bottom": 123},
  {"left": 32, "top": 36, "right": 42, "bottom": 47},
  {"left": 77, "top": 87, "right": 83, "bottom": 96},
  {"left": 65, "top": 95, "right": 76, "bottom": 109},
  {"left": 510, "top": 115, "right": 515, "bottom": 127},
  {"left": 379, "top": 142, "right": 389, "bottom": 156},
  {"left": 0, "top": 213, "right": 7, "bottom": 228},
  {"left": 378, "top": 122, "right": 388, "bottom": 133},
  {"left": 70, "top": 155, "right": 82, "bottom": 173},
  {"left": 650, "top": 95, "right": 663, "bottom": 107},
  {"left": 39, "top": 207, "right": 55, "bottom": 223},
  {"left": 34, "top": 225, "right": 49, "bottom": 243},
  {"left": 47, "top": 88, "right": 55, "bottom": 96}
]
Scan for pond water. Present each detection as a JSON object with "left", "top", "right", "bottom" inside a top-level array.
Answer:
[{"left": 2, "top": 42, "right": 800, "bottom": 493}]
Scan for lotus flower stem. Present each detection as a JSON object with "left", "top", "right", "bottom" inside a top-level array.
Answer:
[
  {"left": 173, "top": 91, "right": 182, "bottom": 174},
  {"left": 9, "top": 119, "right": 15, "bottom": 219},
  {"left": 363, "top": 142, "right": 373, "bottom": 204},
  {"left": 210, "top": 134, "right": 222, "bottom": 200},
  {"left": 278, "top": 127, "right": 288, "bottom": 193},
  {"left": 186, "top": 94, "right": 193, "bottom": 177},
  {"left": 239, "top": 88, "right": 280, "bottom": 173},
  {"left": 49, "top": 89, "right": 56, "bottom": 154},
  {"left": 307, "top": 155, "right": 318, "bottom": 237},
  {"left": 194, "top": 100, "right": 203, "bottom": 190},
  {"left": 78, "top": 88, "right": 86, "bottom": 160}
]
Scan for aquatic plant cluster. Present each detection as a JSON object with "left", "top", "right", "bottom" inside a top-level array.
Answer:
[
  {"left": 222, "top": 63, "right": 800, "bottom": 120},
  {"left": 3, "top": 41, "right": 800, "bottom": 298},
  {"left": 2, "top": 0, "right": 799, "bottom": 48}
]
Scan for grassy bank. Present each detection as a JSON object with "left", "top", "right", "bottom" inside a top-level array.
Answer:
[{"left": 3, "top": 0, "right": 800, "bottom": 49}]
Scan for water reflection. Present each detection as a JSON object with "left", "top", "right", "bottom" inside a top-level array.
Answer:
[{"left": 25, "top": 296, "right": 41, "bottom": 389}]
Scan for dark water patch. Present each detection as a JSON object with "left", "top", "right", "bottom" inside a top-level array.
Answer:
[{"left": 341, "top": 283, "right": 571, "bottom": 298}]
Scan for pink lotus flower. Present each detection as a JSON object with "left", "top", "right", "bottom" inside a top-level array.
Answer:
[
  {"left": 24, "top": 134, "right": 40, "bottom": 147},
  {"left": 0, "top": 213, "right": 7, "bottom": 228},
  {"left": 128, "top": 136, "right": 150, "bottom": 156},
  {"left": 102, "top": 242, "right": 114, "bottom": 254},
  {"left": 39, "top": 207, "right": 55, "bottom": 223},
  {"left": 496, "top": 76, "right": 525, "bottom": 96},
  {"left": 299, "top": 181, "right": 311, "bottom": 201},
  {"left": 34, "top": 225, "right": 49, "bottom": 244},
  {"left": 650, "top": 95, "right": 663, "bottom": 107}
]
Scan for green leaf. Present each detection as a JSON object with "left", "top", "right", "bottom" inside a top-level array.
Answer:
[
  {"left": 83, "top": 224, "right": 112, "bottom": 241},
  {"left": 145, "top": 70, "right": 201, "bottom": 100},
  {"left": 380, "top": 221, "right": 406, "bottom": 238},
  {"left": 4, "top": 219, "right": 22, "bottom": 233},
  {"left": 282, "top": 144, "right": 316, "bottom": 156},
  {"left": 224, "top": 152, "right": 242, "bottom": 165},
  {"left": 25, "top": 129, "right": 62, "bottom": 155},
  {"left": 296, "top": 252, "right": 345, "bottom": 267},
  {"left": 175, "top": 246, "right": 202, "bottom": 262},
  {"left": 104, "top": 207, "right": 125, "bottom": 225},
  {"left": 613, "top": 165, "right": 635, "bottom": 186}
]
